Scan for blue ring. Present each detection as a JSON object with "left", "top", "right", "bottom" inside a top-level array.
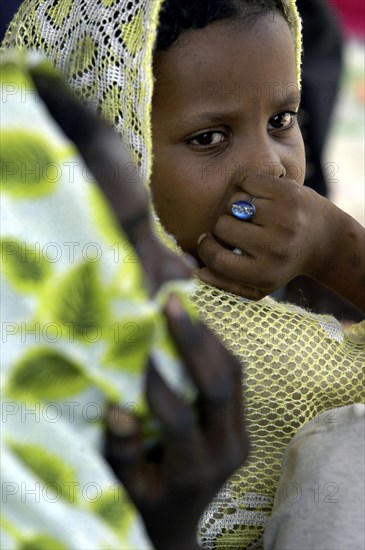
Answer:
[{"left": 231, "top": 200, "right": 256, "bottom": 221}]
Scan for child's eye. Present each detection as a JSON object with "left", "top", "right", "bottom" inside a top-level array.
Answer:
[
  {"left": 187, "top": 131, "right": 227, "bottom": 147},
  {"left": 268, "top": 111, "right": 298, "bottom": 131}
]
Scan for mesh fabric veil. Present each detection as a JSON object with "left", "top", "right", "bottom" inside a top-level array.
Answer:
[{"left": 3, "top": 1, "right": 365, "bottom": 549}]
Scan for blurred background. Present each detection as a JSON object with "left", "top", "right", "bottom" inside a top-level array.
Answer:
[
  {"left": 325, "top": 0, "right": 364, "bottom": 227},
  {"left": 283, "top": 0, "right": 364, "bottom": 322}
]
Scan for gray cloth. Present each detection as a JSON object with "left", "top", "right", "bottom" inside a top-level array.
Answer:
[{"left": 264, "top": 404, "right": 365, "bottom": 550}]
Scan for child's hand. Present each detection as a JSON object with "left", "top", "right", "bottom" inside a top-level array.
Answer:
[
  {"left": 196, "top": 174, "right": 323, "bottom": 298},
  {"left": 105, "top": 295, "right": 249, "bottom": 550},
  {"left": 196, "top": 174, "right": 365, "bottom": 310}
]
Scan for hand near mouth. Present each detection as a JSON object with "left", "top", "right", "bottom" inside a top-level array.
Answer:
[{"left": 195, "top": 174, "right": 365, "bottom": 311}]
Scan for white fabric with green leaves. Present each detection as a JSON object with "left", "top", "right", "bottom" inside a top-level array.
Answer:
[{"left": 0, "top": 51, "right": 196, "bottom": 550}]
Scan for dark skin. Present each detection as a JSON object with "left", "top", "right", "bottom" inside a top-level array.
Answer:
[
  {"left": 151, "top": 15, "right": 365, "bottom": 312},
  {"left": 33, "top": 70, "right": 249, "bottom": 550}
]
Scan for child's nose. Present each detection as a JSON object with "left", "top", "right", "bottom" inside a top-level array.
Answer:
[{"left": 233, "top": 139, "right": 286, "bottom": 189}]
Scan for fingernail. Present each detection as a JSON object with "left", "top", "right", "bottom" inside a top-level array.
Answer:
[
  {"left": 107, "top": 405, "right": 138, "bottom": 436},
  {"left": 197, "top": 233, "right": 208, "bottom": 246}
]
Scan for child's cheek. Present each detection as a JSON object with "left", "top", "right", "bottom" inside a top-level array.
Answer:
[{"left": 289, "top": 130, "right": 306, "bottom": 185}]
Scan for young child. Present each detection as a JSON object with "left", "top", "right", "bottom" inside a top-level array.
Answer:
[{"left": 3, "top": 0, "right": 364, "bottom": 548}]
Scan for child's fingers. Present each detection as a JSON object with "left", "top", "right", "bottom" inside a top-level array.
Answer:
[
  {"left": 197, "top": 233, "right": 279, "bottom": 290},
  {"left": 213, "top": 213, "right": 265, "bottom": 251},
  {"left": 232, "top": 173, "right": 301, "bottom": 201},
  {"left": 226, "top": 189, "right": 303, "bottom": 230},
  {"left": 221, "top": 198, "right": 293, "bottom": 230}
]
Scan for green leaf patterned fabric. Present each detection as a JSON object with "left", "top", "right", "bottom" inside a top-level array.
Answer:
[
  {"left": 44, "top": 262, "right": 109, "bottom": 340},
  {"left": 18, "top": 534, "right": 67, "bottom": 550},
  {"left": 8, "top": 442, "right": 78, "bottom": 497},
  {"left": 7, "top": 349, "right": 90, "bottom": 401},
  {"left": 1, "top": 238, "right": 52, "bottom": 291},
  {"left": 0, "top": 51, "right": 196, "bottom": 550},
  {"left": 0, "top": 130, "right": 60, "bottom": 198}
]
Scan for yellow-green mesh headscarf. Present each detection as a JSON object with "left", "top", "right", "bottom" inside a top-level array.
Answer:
[{"left": 3, "top": 2, "right": 365, "bottom": 550}]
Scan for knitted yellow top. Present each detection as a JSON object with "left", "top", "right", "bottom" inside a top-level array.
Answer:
[{"left": 3, "top": 1, "right": 364, "bottom": 548}]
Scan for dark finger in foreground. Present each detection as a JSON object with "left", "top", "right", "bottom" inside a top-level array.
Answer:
[
  {"left": 146, "top": 359, "right": 207, "bottom": 478},
  {"left": 164, "top": 294, "right": 246, "bottom": 451},
  {"left": 104, "top": 404, "right": 143, "bottom": 495},
  {"left": 146, "top": 359, "right": 196, "bottom": 440},
  {"left": 165, "top": 294, "right": 234, "bottom": 401}
]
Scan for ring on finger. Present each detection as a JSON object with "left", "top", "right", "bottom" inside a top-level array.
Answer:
[{"left": 231, "top": 196, "right": 257, "bottom": 221}]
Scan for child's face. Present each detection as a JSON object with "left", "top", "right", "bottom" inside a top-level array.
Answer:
[{"left": 151, "top": 13, "right": 305, "bottom": 258}]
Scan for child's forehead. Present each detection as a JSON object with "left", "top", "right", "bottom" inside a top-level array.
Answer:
[
  {"left": 153, "top": 14, "right": 297, "bottom": 105},
  {"left": 156, "top": 14, "right": 294, "bottom": 71}
]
